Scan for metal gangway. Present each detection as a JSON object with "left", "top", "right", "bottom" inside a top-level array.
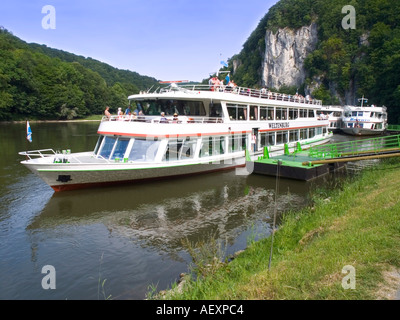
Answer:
[{"left": 303, "top": 134, "right": 400, "bottom": 165}]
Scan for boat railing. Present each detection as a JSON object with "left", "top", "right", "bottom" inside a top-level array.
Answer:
[
  {"left": 19, "top": 149, "right": 57, "bottom": 160},
  {"left": 152, "top": 84, "right": 322, "bottom": 106},
  {"left": 101, "top": 115, "right": 224, "bottom": 124}
]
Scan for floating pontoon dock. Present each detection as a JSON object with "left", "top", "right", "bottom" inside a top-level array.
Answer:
[{"left": 247, "top": 134, "right": 400, "bottom": 180}]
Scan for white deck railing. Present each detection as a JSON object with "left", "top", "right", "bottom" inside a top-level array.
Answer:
[
  {"left": 154, "top": 84, "right": 322, "bottom": 106},
  {"left": 101, "top": 115, "right": 224, "bottom": 124}
]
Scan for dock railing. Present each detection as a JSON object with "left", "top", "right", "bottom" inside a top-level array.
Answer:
[
  {"left": 307, "top": 134, "right": 400, "bottom": 160},
  {"left": 387, "top": 124, "right": 400, "bottom": 131}
]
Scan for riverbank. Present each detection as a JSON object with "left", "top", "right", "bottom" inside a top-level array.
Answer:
[{"left": 160, "top": 158, "right": 400, "bottom": 300}]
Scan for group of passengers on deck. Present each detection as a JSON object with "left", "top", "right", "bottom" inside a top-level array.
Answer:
[{"left": 104, "top": 105, "right": 182, "bottom": 123}]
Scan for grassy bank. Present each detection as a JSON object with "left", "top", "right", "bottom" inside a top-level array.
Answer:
[{"left": 160, "top": 159, "right": 400, "bottom": 300}]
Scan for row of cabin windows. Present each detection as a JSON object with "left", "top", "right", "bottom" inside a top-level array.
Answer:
[
  {"left": 344, "top": 123, "right": 383, "bottom": 129},
  {"left": 344, "top": 111, "right": 384, "bottom": 119},
  {"left": 94, "top": 128, "right": 325, "bottom": 162},
  {"left": 258, "top": 127, "right": 323, "bottom": 148},
  {"left": 227, "top": 104, "right": 315, "bottom": 121},
  {"left": 95, "top": 134, "right": 248, "bottom": 162}
]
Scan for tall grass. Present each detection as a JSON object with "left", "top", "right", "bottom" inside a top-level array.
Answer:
[{"left": 161, "top": 158, "right": 400, "bottom": 300}]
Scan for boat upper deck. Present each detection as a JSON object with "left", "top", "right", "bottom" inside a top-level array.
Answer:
[{"left": 128, "top": 84, "right": 322, "bottom": 106}]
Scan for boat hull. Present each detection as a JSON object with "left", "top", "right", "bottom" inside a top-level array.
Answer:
[
  {"left": 341, "top": 127, "right": 385, "bottom": 136},
  {"left": 22, "top": 157, "right": 246, "bottom": 192}
]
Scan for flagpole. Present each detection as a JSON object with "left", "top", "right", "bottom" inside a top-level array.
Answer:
[{"left": 25, "top": 120, "right": 32, "bottom": 159}]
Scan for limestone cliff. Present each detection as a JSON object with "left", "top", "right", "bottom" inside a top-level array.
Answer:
[{"left": 261, "top": 23, "right": 318, "bottom": 91}]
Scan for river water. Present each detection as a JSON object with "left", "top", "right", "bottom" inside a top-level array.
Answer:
[{"left": 0, "top": 122, "right": 366, "bottom": 300}]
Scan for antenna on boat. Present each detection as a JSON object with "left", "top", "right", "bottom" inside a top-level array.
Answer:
[
  {"left": 358, "top": 96, "right": 368, "bottom": 107},
  {"left": 146, "top": 85, "right": 154, "bottom": 93}
]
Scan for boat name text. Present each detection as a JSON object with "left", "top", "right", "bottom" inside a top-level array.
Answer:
[{"left": 269, "top": 122, "right": 290, "bottom": 129}]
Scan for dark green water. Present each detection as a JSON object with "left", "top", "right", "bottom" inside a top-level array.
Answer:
[{"left": 0, "top": 122, "right": 359, "bottom": 299}]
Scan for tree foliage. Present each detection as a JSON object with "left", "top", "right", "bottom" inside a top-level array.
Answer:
[{"left": 0, "top": 27, "right": 159, "bottom": 121}]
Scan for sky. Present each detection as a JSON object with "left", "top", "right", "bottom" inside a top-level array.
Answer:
[{"left": 0, "top": 0, "right": 278, "bottom": 82}]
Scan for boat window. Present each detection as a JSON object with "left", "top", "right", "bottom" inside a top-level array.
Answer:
[
  {"left": 276, "top": 108, "right": 287, "bottom": 120},
  {"left": 227, "top": 104, "right": 247, "bottom": 121},
  {"left": 128, "top": 139, "right": 161, "bottom": 162},
  {"left": 289, "top": 130, "right": 299, "bottom": 142},
  {"left": 260, "top": 133, "right": 267, "bottom": 146},
  {"left": 259, "top": 107, "right": 274, "bottom": 120},
  {"left": 300, "top": 129, "right": 308, "bottom": 140},
  {"left": 180, "top": 138, "right": 197, "bottom": 159},
  {"left": 276, "top": 108, "right": 281, "bottom": 120},
  {"left": 133, "top": 99, "right": 206, "bottom": 116},
  {"left": 357, "top": 111, "right": 363, "bottom": 117},
  {"left": 352, "top": 111, "right": 357, "bottom": 117},
  {"left": 199, "top": 136, "right": 225, "bottom": 157},
  {"left": 99, "top": 136, "right": 116, "bottom": 159},
  {"left": 308, "top": 109, "right": 314, "bottom": 117},
  {"left": 94, "top": 136, "right": 105, "bottom": 155},
  {"left": 218, "top": 136, "right": 225, "bottom": 154},
  {"left": 276, "top": 131, "right": 288, "bottom": 145},
  {"left": 289, "top": 109, "right": 298, "bottom": 120},
  {"left": 163, "top": 139, "right": 184, "bottom": 161},
  {"left": 199, "top": 137, "right": 212, "bottom": 157},
  {"left": 111, "top": 138, "right": 130, "bottom": 160},
  {"left": 260, "top": 132, "right": 275, "bottom": 146},
  {"left": 309, "top": 128, "right": 315, "bottom": 139},
  {"left": 209, "top": 103, "right": 223, "bottom": 117},
  {"left": 228, "top": 133, "right": 247, "bottom": 152},
  {"left": 250, "top": 105, "right": 258, "bottom": 120},
  {"left": 299, "top": 109, "right": 307, "bottom": 118}
]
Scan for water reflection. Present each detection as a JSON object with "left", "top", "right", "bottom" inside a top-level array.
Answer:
[{"left": 27, "top": 172, "right": 309, "bottom": 255}]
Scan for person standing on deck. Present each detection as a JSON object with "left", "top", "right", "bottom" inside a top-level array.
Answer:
[{"left": 104, "top": 106, "right": 111, "bottom": 119}]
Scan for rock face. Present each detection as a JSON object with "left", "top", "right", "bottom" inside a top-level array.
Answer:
[{"left": 261, "top": 23, "right": 318, "bottom": 90}]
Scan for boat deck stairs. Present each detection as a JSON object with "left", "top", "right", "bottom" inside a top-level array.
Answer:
[{"left": 247, "top": 134, "right": 400, "bottom": 180}]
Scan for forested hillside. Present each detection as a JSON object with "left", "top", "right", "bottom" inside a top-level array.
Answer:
[
  {"left": 0, "top": 27, "right": 159, "bottom": 121},
  {"left": 223, "top": 0, "right": 400, "bottom": 123}
]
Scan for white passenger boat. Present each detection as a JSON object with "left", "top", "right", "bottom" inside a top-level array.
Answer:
[
  {"left": 341, "top": 98, "right": 387, "bottom": 136},
  {"left": 318, "top": 105, "right": 343, "bottom": 132},
  {"left": 20, "top": 83, "right": 331, "bottom": 191}
]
